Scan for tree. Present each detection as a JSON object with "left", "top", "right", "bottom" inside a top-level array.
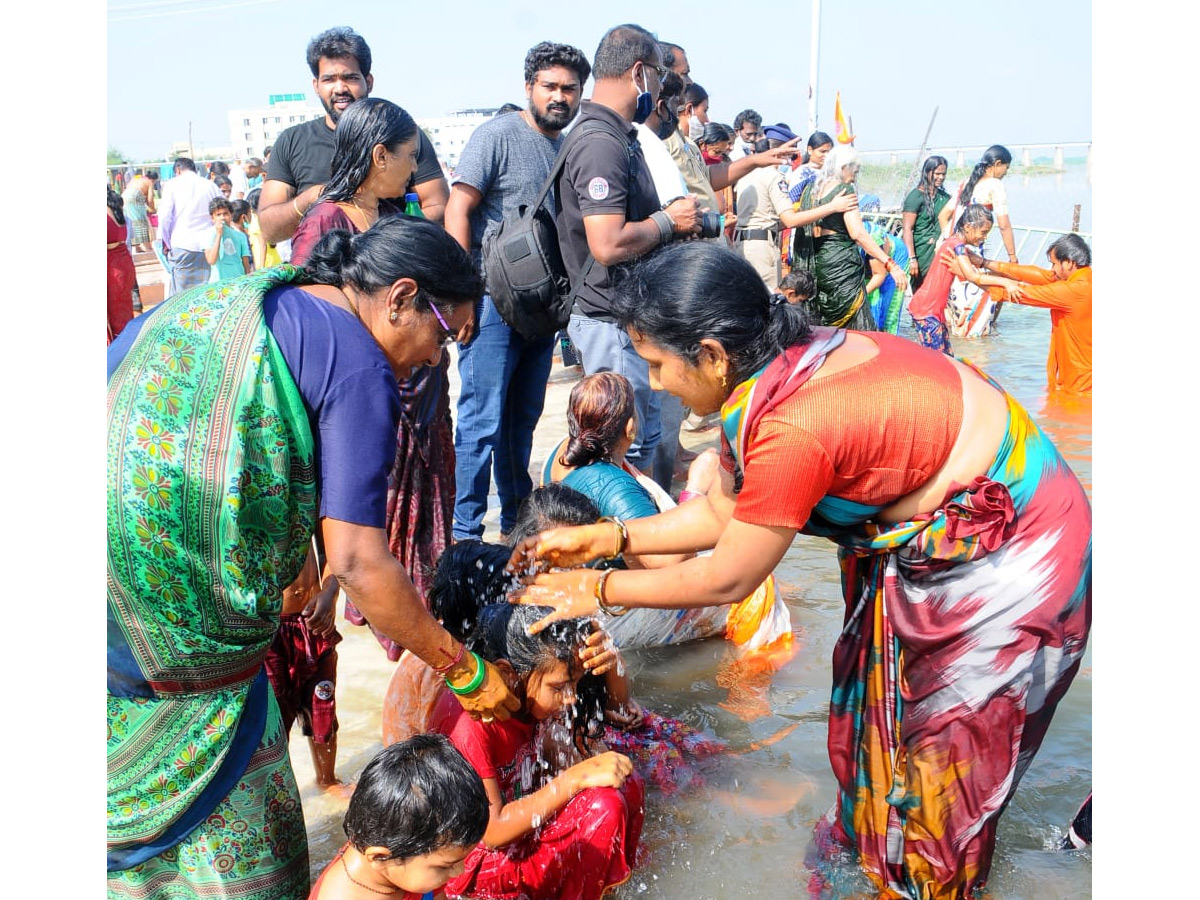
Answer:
[{"left": 108, "top": 146, "right": 129, "bottom": 165}]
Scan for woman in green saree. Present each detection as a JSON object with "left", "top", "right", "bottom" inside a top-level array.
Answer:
[
  {"left": 107, "top": 216, "right": 520, "bottom": 900},
  {"left": 794, "top": 145, "right": 906, "bottom": 329}
]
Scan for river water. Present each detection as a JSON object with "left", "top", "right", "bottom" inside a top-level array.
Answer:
[{"left": 292, "top": 306, "right": 1092, "bottom": 900}]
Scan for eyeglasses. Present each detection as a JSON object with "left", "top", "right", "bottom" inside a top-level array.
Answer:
[
  {"left": 428, "top": 302, "right": 458, "bottom": 346},
  {"left": 643, "top": 62, "right": 669, "bottom": 84}
]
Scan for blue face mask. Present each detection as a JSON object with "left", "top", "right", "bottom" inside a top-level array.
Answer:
[{"left": 632, "top": 66, "right": 654, "bottom": 124}]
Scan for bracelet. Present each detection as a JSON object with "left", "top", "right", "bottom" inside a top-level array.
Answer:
[
  {"left": 292, "top": 197, "right": 305, "bottom": 219},
  {"left": 594, "top": 569, "right": 629, "bottom": 617},
  {"left": 649, "top": 209, "right": 675, "bottom": 245},
  {"left": 430, "top": 640, "right": 466, "bottom": 675},
  {"left": 445, "top": 651, "right": 486, "bottom": 695},
  {"left": 678, "top": 488, "right": 703, "bottom": 503},
  {"left": 598, "top": 516, "right": 628, "bottom": 558}
]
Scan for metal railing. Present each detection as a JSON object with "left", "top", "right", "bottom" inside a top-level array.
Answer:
[{"left": 862, "top": 212, "right": 1092, "bottom": 261}]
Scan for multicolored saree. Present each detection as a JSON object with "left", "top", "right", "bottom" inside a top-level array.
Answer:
[
  {"left": 722, "top": 341, "right": 1092, "bottom": 899},
  {"left": 108, "top": 266, "right": 318, "bottom": 899}
]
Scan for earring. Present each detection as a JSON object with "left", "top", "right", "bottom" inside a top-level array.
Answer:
[
  {"left": 721, "top": 373, "right": 729, "bottom": 390},
  {"left": 389, "top": 310, "right": 398, "bottom": 323}
]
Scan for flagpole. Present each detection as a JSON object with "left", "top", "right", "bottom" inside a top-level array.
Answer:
[{"left": 808, "top": 0, "right": 820, "bottom": 136}]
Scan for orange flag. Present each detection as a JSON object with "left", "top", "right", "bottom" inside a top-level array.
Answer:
[{"left": 834, "top": 92, "right": 855, "bottom": 144}]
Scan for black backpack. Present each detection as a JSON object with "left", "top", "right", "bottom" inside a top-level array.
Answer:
[{"left": 481, "top": 118, "right": 634, "bottom": 341}]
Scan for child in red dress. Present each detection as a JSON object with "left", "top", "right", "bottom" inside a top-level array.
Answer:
[{"left": 426, "top": 540, "right": 645, "bottom": 900}]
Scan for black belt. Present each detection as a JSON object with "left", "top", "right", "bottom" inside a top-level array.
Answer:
[{"left": 735, "top": 228, "right": 778, "bottom": 242}]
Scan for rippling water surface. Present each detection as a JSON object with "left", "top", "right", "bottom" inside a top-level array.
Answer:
[{"left": 293, "top": 307, "right": 1091, "bottom": 899}]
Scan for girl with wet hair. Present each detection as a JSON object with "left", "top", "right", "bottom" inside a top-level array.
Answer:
[
  {"left": 426, "top": 540, "right": 645, "bottom": 900},
  {"left": 901, "top": 155, "right": 951, "bottom": 287},
  {"left": 513, "top": 239, "right": 1091, "bottom": 900}
]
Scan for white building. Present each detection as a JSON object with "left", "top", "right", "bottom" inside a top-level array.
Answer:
[
  {"left": 223, "top": 99, "right": 499, "bottom": 170},
  {"left": 227, "top": 93, "right": 324, "bottom": 160},
  {"left": 416, "top": 109, "right": 498, "bottom": 171}
]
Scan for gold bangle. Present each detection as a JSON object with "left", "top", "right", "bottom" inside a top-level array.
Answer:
[
  {"left": 594, "top": 569, "right": 628, "bottom": 617},
  {"left": 598, "top": 516, "right": 628, "bottom": 559},
  {"left": 292, "top": 197, "right": 305, "bottom": 219}
]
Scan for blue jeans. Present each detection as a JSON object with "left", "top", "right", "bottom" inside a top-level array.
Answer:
[
  {"left": 453, "top": 295, "right": 555, "bottom": 540},
  {"left": 651, "top": 391, "right": 686, "bottom": 491},
  {"left": 566, "top": 313, "right": 660, "bottom": 472}
]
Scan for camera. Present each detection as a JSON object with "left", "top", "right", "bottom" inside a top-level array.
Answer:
[{"left": 698, "top": 210, "right": 724, "bottom": 239}]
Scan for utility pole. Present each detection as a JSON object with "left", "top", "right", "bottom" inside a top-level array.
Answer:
[{"left": 808, "top": 0, "right": 821, "bottom": 136}]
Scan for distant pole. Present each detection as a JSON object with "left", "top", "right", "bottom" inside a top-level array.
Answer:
[
  {"left": 904, "top": 106, "right": 940, "bottom": 194},
  {"left": 1072, "top": 204, "right": 1081, "bottom": 232},
  {"left": 189, "top": 121, "right": 194, "bottom": 160},
  {"left": 808, "top": 0, "right": 821, "bottom": 135}
]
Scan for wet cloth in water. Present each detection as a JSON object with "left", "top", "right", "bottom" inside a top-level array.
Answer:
[{"left": 720, "top": 330, "right": 1091, "bottom": 900}]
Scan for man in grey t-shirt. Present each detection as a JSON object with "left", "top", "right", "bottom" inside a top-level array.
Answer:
[{"left": 444, "top": 41, "right": 591, "bottom": 541}]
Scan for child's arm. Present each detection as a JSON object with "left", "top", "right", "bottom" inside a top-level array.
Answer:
[
  {"left": 578, "top": 626, "right": 643, "bottom": 729},
  {"left": 479, "top": 751, "right": 634, "bottom": 849},
  {"left": 241, "top": 252, "right": 252, "bottom": 275},
  {"left": 940, "top": 247, "right": 1021, "bottom": 299},
  {"left": 203, "top": 223, "right": 222, "bottom": 265}
]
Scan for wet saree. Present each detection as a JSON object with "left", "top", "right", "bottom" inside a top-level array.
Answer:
[
  {"left": 794, "top": 182, "right": 875, "bottom": 329},
  {"left": 107, "top": 266, "right": 318, "bottom": 899},
  {"left": 723, "top": 343, "right": 1091, "bottom": 899}
]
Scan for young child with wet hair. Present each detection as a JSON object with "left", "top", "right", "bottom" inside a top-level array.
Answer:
[
  {"left": 427, "top": 539, "right": 644, "bottom": 900},
  {"left": 308, "top": 733, "right": 490, "bottom": 899}
]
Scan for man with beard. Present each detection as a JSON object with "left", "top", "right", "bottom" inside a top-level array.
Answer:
[
  {"left": 444, "top": 42, "right": 591, "bottom": 542},
  {"left": 257, "top": 27, "right": 449, "bottom": 244}
]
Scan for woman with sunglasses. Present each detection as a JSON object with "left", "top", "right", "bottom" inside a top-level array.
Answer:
[
  {"left": 291, "top": 98, "right": 467, "bottom": 662},
  {"left": 107, "top": 214, "right": 517, "bottom": 900}
]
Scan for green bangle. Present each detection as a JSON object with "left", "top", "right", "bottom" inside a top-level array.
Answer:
[{"left": 445, "top": 651, "right": 486, "bottom": 695}]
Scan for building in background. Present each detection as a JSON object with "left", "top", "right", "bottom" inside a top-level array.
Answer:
[
  {"left": 416, "top": 109, "right": 498, "bottom": 171},
  {"left": 227, "top": 94, "right": 324, "bottom": 160}
]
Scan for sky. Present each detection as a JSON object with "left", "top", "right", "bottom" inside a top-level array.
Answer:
[{"left": 106, "top": 0, "right": 1092, "bottom": 162}]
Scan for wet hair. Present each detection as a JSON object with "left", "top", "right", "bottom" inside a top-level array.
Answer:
[
  {"left": 343, "top": 734, "right": 488, "bottom": 859},
  {"left": 307, "top": 26, "right": 372, "bottom": 78},
  {"left": 561, "top": 373, "right": 636, "bottom": 468},
  {"left": 958, "top": 144, "right": 1013, "bottom": 211},
  {"left": 209, "top": 197, "right": 232, "bottom": 215},
  {"left": 955, "top": 203, "right": 994, "bottom": 235},
  {"left": 303, "top": 216, "right": 483, "bottom": 319},
  {"left": 612, "top": 242, "right": 813, "bottom": 387},
  {"left": 779, "top": 269, "right": 815, "bottom": 299},
  {"left": 1049, "top": 233, "right": 1091, "bottom": 268},
  {"left": 917, "top": 154, "right": 949, "bottom": 224},
  {"left": 495, "top": 103, "right": 523, "bottom": 116},
  {"left": 430, "top": 542, "right": 592, "bottom": 689},
  {"left": 173, "top": 157, "right": 196, "bottom": 173},
  {"left": 208, "top": 161, "right": 230, "bottom": 178},
  {"left": 683, "top": 82, "right": 708, "bottom": 108},
  {"left": 107, "top": 185, "right": 125, "bottom": 226},
  {"left": 697, "top": 122, "right": 733, "bottom": 147},
  {"left": 506, "top": 484, "right": 600, "bottom": 548},
  {"left": 246, "top": 187, "right": 262, "bottom": 211},
  {"left": 733, "top": 109, "right": 762, "bottom": 132},
  {"left": 523, "top": 41, "right": 591, "bottom": 87},
  {"left": 803, "top": 131, "right": 834, "bottom": 164},
  {"left": 319, "top": 98, "right": 419, "bottom": 204},
  {"left": 230, "top": 199, "right": 252, "bottom": 223},
  {"left": 592, "top": 24, "right": 659, "bottom": 80}
]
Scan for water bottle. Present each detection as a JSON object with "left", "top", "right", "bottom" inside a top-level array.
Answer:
[{"left": 404, "top": 192, "right": 423, "bottom": 218}]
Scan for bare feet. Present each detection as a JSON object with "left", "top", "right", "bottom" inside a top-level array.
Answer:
[{"left": 318, "top": 779, "right": 355, "bottom": 800}]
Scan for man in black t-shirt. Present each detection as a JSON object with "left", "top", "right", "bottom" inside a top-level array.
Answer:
[
  {"left": 258, "top": 27, "right": 448, "bottom": 244},
  {"left": 556, "top": 23, "right": 700, "bottom": 477}
]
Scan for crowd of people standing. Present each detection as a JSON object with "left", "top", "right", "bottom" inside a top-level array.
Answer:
[{"left": 107, "top": 21, "right": 1092, "bottom": 900}]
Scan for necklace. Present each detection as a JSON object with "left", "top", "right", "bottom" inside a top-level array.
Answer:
[
  {"left": 350, "top": 194, "right": 379, "bottom": 226},
  {"left": 341, "top": 851, "right": 395, "bottom": 895}
]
